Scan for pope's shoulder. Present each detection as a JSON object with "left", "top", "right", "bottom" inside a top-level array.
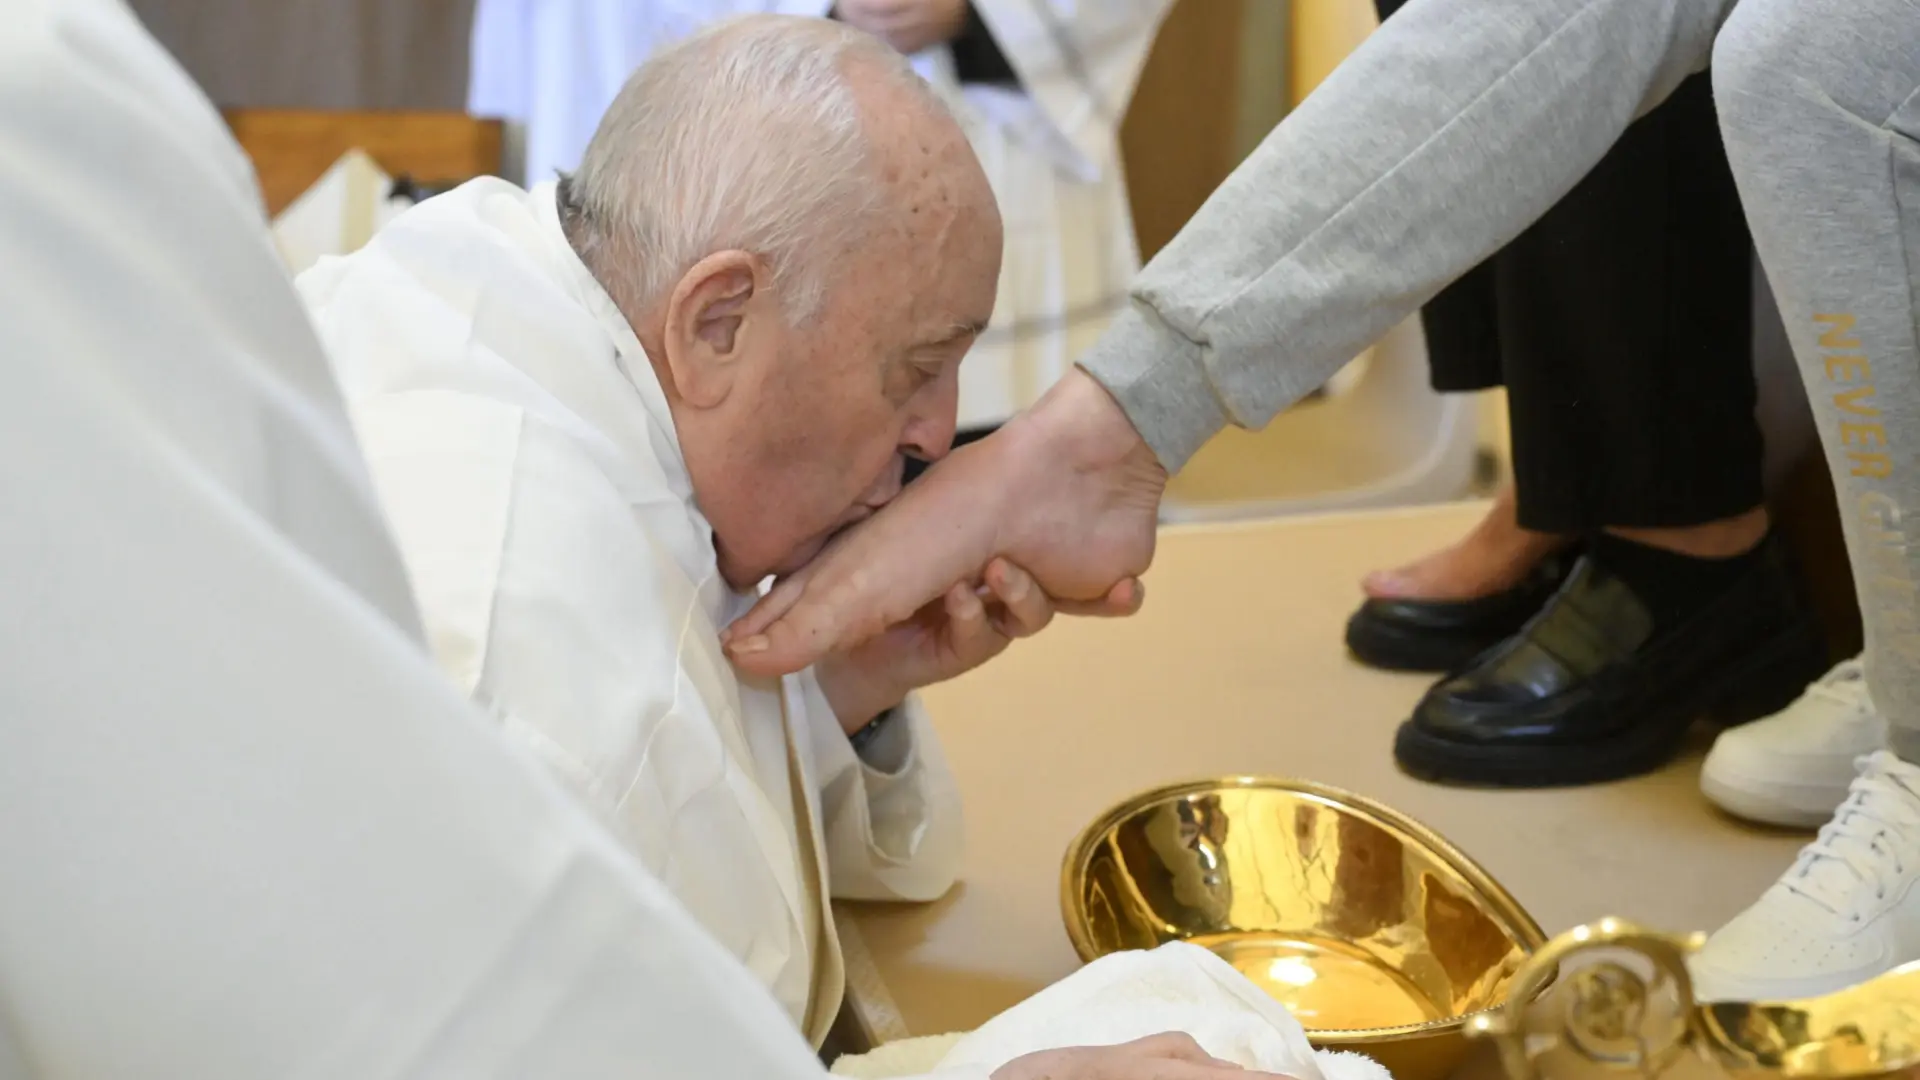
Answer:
[{"left": 295, "top": 177, "right": 550, "bottom": 303}]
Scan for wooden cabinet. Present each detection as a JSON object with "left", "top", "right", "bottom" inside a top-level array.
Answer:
[
  {"left": 1121, "top": 0, "right": 1380, "bottom": 259},
  {"left": 126, "top": 0, "right": 473, "bottom": 112},
  {"left": 224, "top": 110, "right": 503, "bottom": 218},
  {"left": 1119, "top": 0, "right": 1250, "bottom": 260}
]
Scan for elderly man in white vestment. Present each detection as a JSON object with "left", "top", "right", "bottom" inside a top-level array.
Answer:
[
  {"left": 0, "top": 4, "right": 1293, "bottom": 1077},
  {"left": 297, "top": 13, "right": 1075, "bottom": 1047}
]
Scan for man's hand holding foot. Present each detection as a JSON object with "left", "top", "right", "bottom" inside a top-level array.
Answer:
[{"left": 726, "top": 369, "right": 1167, "bottom": 677}]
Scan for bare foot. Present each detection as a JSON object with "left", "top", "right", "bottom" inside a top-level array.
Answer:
[{"left": 1363, "top": 484, "right": 1571, "bottom": 601}]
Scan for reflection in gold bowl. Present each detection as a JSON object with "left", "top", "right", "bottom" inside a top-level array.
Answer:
[{"left": 1062, "top": 778, "right": 1547, "bottom": 1080}]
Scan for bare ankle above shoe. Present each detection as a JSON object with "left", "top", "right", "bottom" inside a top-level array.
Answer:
[
  {"left": 1364, "top": 485, "right": 1572, "bottom": 601},
  {"left": 1605, "top": 506, "right": 1770, "bottom": 560}
]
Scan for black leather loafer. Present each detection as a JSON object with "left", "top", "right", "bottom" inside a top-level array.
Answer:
[
  {"left": 1345, "top": 555, "right": 1573, "bottom": 673},
  {"left": 1393, "top": 537, "right": 1828, "bottom": 788}
]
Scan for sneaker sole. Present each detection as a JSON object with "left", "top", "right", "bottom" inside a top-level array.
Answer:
[
  {"left": 1699, "top": 771, "right": 1844, "bottom": 829},
  {"left": 1393, "top": 620, "right": 1829, "bottom": 788}
]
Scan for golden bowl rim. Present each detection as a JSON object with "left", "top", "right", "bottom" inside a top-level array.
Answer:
[{"left": 1059, "top": 775, "right": 1550, "bottom": 1045}]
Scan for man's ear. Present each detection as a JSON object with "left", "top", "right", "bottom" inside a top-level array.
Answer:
[{"left": 660, "top": 250, "right": 773, "bottom": 409}]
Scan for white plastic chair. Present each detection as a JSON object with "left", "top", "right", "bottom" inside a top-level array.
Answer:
[{"left": 1158, "top": 317, "right": 1484, "bottom": 523}]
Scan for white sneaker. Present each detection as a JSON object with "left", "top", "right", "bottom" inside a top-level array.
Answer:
[
  {"left": 1690, "top": 752, "right": 1920, "bottom": 1002},
  {"left": 1701, "top": 657, "right": 1887, "bottom": 828}
]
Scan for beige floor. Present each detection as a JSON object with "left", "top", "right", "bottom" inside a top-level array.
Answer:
[{"left": 841, "top": 501, "right": 1811, "bottom": 1051}]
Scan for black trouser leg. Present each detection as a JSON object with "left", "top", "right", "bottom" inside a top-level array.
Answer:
[
  {"left": 1496, "top": 73, "right": 1761, "bottom": 532},
  {"left": 1373, "top": 0, "right": 1763, "bottom": 533}
]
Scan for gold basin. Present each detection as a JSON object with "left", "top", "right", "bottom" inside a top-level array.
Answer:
[{"left": 1062, "top": 777, "right": 1547, "bottom": 1080}]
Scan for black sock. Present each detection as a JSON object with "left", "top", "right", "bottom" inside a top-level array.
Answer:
[{"left": 1586, "top": 530, "right": 1769, "bottom": 631}]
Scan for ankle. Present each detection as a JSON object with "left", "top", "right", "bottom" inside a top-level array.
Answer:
[
  {"left": 1031, "top": 370, "right": 1165, "bottom": 476},
  {"left": 1502, "top": 527, "right": 1576, "bottom": 557},
  {"left": 1606, "top": 507, "right": 1770, "bottom": 560},
  {"left": 1364, "top": 530, "right": 1564, "bottom": 601},
  {"left": 1461, "top": 493, "right": 1571, "bottom": 554}
]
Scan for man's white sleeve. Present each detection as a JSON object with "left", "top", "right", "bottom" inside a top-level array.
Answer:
[{"left": 800, "top": 676, "right": 967, "bottom": 902}]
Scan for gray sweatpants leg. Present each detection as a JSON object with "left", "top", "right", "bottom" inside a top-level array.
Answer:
[
  {"left": 1082, "top": 0, "right": 1748, "bottom": 468},
  {"left": 1713, "top": 0, "right": 1920, "bottom": 764}
]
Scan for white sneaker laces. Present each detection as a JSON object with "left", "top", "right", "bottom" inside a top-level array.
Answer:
[{"left": 1781, "top": 753, "right": 1920, "bottom": 921}]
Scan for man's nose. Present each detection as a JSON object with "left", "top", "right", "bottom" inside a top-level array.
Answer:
[{"left": 902, "top": 378, "right": 960, "bottom": 465}]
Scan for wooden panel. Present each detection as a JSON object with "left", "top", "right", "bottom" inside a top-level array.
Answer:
[
  {"left": 1119, "top": 0, "right": 1247, "bottom": 260},
  {"left": 224, "top": 110, "right": 503, "bottom": 218},
  {"left": 127, "top": 0, "right": 473, "bottom": 113},
  {"left": 1288, "top": 0, "right": 1380, "bottom": 106},
  {"left": 1121, "top": 0, "right": 1386, "bottom": 260}
]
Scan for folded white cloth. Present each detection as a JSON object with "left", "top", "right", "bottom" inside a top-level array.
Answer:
[
  {"left": 838, "top": 942, "right": 1393, "bottom": 1080},
  {"left": 270, "top": 149, "right": 412, "bottom": 276}
]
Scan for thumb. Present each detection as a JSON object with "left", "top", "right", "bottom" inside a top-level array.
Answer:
[{"left": 1054, "top": 577, "right": 1145, "bottom": 618}]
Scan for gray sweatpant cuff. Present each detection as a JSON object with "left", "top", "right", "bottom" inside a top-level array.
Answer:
[{"left": 1078, "top": 303, "right": 1227, "bottom": 473}]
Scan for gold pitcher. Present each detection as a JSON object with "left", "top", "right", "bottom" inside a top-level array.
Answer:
[{"left": 1468, "top": 918, "right": 1920, "bottom": 1080}]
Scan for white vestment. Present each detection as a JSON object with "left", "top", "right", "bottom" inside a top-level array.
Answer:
[
  {"left": 467, "top": 0, "right": 1172, "bottom": 428},
  {"left": 297, "top": 177, "right": 965, "bottom": 1044},
  {"left": 0, "top": 1, "right": 862, "bottom": 1076}
]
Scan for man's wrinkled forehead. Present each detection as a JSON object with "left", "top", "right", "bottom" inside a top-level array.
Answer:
[
  {"left": 861, "top": 195, "right": 996, "bottom": 343},
  {"left": 854, "top": 70, "right": 983, "bottom": 233},
  {"left": 869, "top": 145, "right": 971, "bottom": 249},
  {"left": 839, "top": 75, "right": 999, "bottom": 340}
]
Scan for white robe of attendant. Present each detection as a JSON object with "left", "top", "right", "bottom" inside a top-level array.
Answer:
[
  {"left": 0, "top": 1, "right": 876, "bottom": 1077},
  {"left": 467, "top": 0, "right": 1172, "bottom": 428},
  {"left": 2, "top": 6, "right": 1343, "bottom": 1077},
  {"left": 297, "top": 177, "right": 965, "bottom": 1044}
]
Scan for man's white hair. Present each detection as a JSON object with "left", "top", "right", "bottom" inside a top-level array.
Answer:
[{"left": 564, "top": 14, "right": 949, "bottom": 323}]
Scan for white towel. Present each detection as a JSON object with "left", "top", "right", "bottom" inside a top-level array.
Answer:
[{"left": 840, "top": 942, "right": 1395, "bottom": 1080}]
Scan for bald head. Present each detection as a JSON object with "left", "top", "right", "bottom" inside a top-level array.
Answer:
[
  {"left": 561, "top": 14, "right": 1001, "bottom": 589},
  {"left": 565, "top": 13, "right": 995, "bottom": 323}
]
